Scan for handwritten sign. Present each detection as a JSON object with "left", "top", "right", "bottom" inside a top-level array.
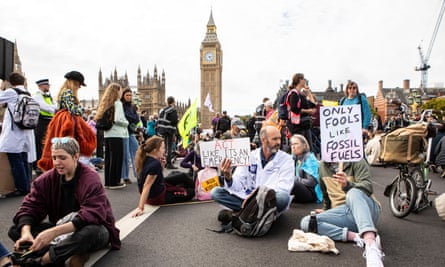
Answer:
[
  {"left": 199, "top": 138, "right": 251, "bottom": 167},
  {"left": 320, "top": 105, "right": 363, "bottom": 162}
]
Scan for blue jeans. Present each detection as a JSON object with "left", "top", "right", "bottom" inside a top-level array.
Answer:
[
  {"left": 211, "top": 187, "right": 290, "bottom": 212},
  {"left": 128, "top": 135, "right": 138, "bottom": 178},
  {"left": 0, "top": 241, "right": 10, "bottom": 259},
  {"left": 122, "top": 136, "right": 139, "bottom": 180},
  {"left": 300, "top": 188, "right": 380, "bottom": 241},
  {"left": 122, "top": 138, "right": 129, "bottom": 180},
  {"left": 7, "top": 152, "right": 30, "bottom": 193}
]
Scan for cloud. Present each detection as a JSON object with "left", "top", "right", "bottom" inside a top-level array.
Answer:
[{"left": 1, "top": 0, "right": 444, "bottom": 116}]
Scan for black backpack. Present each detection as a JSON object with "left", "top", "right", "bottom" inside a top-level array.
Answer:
[
  {"left": 217, "top": 117, "right": 231, "bottom": 133},
  {"left": 95, "top": 106, "right": 115, "bottom": 130},
  {"left": 232, "top": 186, "right": 277, "bottom": 237},
  {"left": 278, "top": 89, "right": 300, "bottom": 121}
]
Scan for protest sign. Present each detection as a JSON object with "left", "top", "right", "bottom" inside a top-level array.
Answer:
[
  {"left": 320, "top": 104, "right": 363, "bottom": 162},
  {"left": 199, "top": 138, "right": 251, "bottom": 167}
]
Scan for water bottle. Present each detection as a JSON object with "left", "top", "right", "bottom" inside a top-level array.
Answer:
[{"left": 308, "top": 211, "right": 318, "bottom": 233}]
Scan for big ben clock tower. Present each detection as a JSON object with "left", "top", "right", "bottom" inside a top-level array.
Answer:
[{"left": 200, "top": 11, "right": 222, "bottom": 129}]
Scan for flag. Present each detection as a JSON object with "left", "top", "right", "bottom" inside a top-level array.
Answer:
[
  {"left": 204, "top": 92, "right": 214, "bottom": 112},
  {"left": 178, "top": 98, "right": 198, "bottom": 148}
]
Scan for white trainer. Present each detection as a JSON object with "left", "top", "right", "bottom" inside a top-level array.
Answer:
[{"left": 363, "top": 235, "right": 385, "bottom": 267}]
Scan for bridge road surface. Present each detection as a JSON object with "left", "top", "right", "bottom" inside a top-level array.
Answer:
[{"left": 1, "top": 164, "right": 445, "bottom": 267}]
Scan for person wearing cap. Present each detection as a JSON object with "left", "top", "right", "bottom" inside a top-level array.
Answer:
[
  {"left": 221, "top": 117, "right": 247, "bottom": 139},
  {"left": 38, "top": 71, "right": 96, "bottom": 171},
  {"left": 8, "top": 137, "right": 120, "bottom": 266},
  {"left": 33, "top": 79, "right": 57, "bottom": 174}
]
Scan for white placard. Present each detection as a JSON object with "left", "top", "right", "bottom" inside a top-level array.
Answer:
[
  {"left": 199, "top": 138, "right": 251, "bottom": 167},
  {"left": 320, "top": 105, "right": 363, "bottom": 162}
]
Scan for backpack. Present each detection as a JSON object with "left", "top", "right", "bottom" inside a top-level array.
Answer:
[
  {"left": 217, "top": 117, "right": 231, "bottom": 133},
  {"left": 195, "top": 167, "right": 220, "bottom": 201},
  {"left": 7, "top": 88, "right": 40, "bottom": 130},
  {"left": 232, "top": 186, "right": 277, "bottom": 237},
  {"left": 278, "top": 89, "right": 301, "bottom": 122},
  {"left": 278, "top": 93, "right": 289, "bottom": 120},
  {"left": 95, "top": 106, "right": 115, "bottom": 130}
]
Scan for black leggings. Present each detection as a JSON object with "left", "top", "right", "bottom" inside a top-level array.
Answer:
[
  {"left": 9, "top": 223, "right": 109, "bottom": 267},
  {"left": 164, "top": 172, "right": 195, "bottom": 204},
  {"left": 291, "top": 182, "right": 317, "bottom": 203}
]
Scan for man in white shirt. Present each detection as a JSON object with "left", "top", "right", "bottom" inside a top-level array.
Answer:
[
  {"left": 33, "top": 79, "right": 57, "bottom": 174},
  {"left": 211, "top": 126, "right": 295, "bottom": 213},
  {"left": 0, "top": 72, "right": 35, "bottom": 196}
]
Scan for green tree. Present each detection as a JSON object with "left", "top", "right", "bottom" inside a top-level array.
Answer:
[{"left": 421, "top": 98, "right": 445, "bottom": 121}]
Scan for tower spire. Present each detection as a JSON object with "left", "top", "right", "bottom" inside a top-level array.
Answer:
[{"left": 203, "top": 10, "right": 218, "bottom": 43}]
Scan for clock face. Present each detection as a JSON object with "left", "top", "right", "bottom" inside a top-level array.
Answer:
[{"left": 204, "top": 51, "right": 215, "bottom": 62}]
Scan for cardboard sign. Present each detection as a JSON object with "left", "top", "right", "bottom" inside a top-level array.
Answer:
[
  {"left": 0, "top": 152, "right": 15, "bottom": 196},
  {"left": 199, "top": 138, "right": 251, "bottom": 167},
  {"left": 320, "top": 105, "right": 363, "bottom": 162}
]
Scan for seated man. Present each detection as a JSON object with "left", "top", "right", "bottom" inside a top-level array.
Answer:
[
  {"left": 8, "top": 137, "right": 121, "bottom": 266},
  {"left": 211, "top": 126, "right": 294, "bottom": 214},
  {"left": 300, "top": 159, "right": 384, "bottom": 267}
]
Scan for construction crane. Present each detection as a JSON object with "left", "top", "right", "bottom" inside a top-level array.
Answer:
[{"left": 415, "top": 0, "right": 445, "bottom": 89}]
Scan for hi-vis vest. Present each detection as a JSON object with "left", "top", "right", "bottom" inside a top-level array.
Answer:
[{"left": 38, "top": 92, "right": 54, "bottom": 117}]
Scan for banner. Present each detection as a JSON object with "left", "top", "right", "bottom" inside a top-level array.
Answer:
[
  {"left": 320, "top": 105, "right": 363, "bottom": 162},
  {"left": 177, "top": 98, "right": 198, "bottom": 148},
  {"left": 199, "top": 137, "right": 251, "bottom": 167},
  {"left": 204, "top": 92, "right": 214, "bottom": 112},
  {"left": 321, "top": 100, "right": 339, "bottom": 107}
]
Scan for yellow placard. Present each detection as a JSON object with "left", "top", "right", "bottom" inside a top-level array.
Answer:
[{"left": 201, "top": 176, "right": 220, "bottom": 192}]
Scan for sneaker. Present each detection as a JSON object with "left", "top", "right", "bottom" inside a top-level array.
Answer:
[
  {"left": 217, "top": 209, "right": 233, "bottom": 233},
  {"left": 217, "top": 209, "right": 233, "bottom": 224},
  {"left": 363, "top": 235, "right": 384, "bottom": 267},
  {"left": 124, "top": 179, "right": 133, "bottom": 185},
  {"left": 107, "top": 183, "right": 126, "bottom": 190}
]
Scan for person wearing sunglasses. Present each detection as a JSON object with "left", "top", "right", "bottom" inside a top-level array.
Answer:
[
  {"left": 8, "top": 137, "right": 120, "bottom": 266},
  {"left": 339, "top": 81, "right": 372, "bottom": 137}
]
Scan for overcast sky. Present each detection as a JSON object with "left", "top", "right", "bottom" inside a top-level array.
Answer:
[{"left": 1, "top": 0, "right": 444, "bottom": 115}]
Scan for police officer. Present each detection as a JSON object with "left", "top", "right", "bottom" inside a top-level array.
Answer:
[{"left": 33, "top": 79, "right": 57, "bottom": 174}]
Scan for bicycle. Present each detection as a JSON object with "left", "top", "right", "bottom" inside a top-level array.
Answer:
[{"left": 384, "top": 137, "right": 437, "bottom": 218}]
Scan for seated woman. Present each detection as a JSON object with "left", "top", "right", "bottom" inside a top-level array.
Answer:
[
  {"left": 180, "top": 142, "right": 204, "bottom": 179},
  {"left": 132, "top": 136, "right": 195, "bottom": 217},
  {"left": 8, "top": 137, "right": 120, "bottom": 267},
  {"left": 290, "top": 134, "right": 322, "bottom": 203}
]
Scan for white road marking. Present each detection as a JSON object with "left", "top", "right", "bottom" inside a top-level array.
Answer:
[{"left": 84, "top": 204, "right": 159, "bottom": 267}]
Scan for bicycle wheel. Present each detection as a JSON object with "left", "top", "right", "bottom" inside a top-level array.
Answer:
[{"left": 389, "top": 175, "right": 417, "bottom": 218}]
